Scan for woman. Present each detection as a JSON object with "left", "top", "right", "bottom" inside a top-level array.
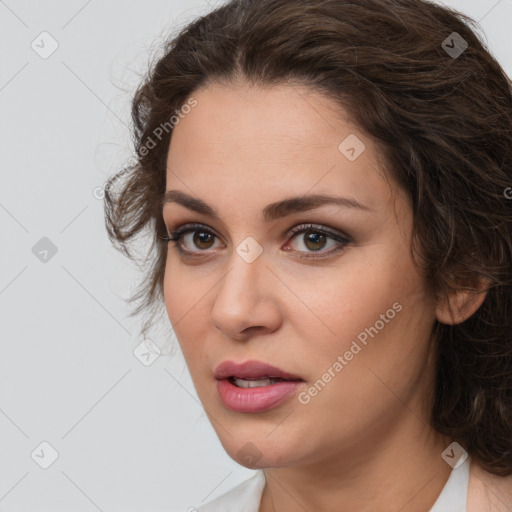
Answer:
[{"left": 104, "top": 0, "right": 512, "bottom": 510}]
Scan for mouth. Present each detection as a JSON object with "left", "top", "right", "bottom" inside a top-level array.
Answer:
[
  {"left": 214, "top": 360, "right": 305, "bottom": 413},
  {"left": 214, "top": 359, "right": 304, "bottom": 382},
  {"left": 227, "top": 376, "right": 300, "bottom": 388}
]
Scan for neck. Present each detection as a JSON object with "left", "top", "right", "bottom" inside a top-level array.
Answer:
[{"left": 258, "top": 411, "right": 454, "bottom": 512}]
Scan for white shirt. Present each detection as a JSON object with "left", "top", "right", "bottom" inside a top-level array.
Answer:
[{"left": 197, "top": 457, "right": 470, "bottom": 512}]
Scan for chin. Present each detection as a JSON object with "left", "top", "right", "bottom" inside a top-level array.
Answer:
[{"left": 217, "top": 431, "right": 298, "bottom": 469}]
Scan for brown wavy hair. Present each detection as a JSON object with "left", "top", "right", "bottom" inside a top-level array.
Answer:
[{"left": 104, "top": 0, "right": 512, "bottom": 475}]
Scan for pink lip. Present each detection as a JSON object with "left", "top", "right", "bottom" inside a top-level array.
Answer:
[
  {"left": 214, "top": 360, "right": 303, "bottom": 380},
  {"left": 214, "top": 360, "right": 304, "bottom": 413}
]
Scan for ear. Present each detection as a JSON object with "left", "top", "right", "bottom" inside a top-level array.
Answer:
[{"left": 435, "top": 279, "right": 489, "bottom": 325}]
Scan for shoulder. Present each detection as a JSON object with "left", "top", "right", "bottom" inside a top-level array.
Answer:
[
  {"left": 195, "top": 470, "right": 266, "bottom": 512},
  {"left": 467, "top": 460, "right": 512, "bottom": 512}
]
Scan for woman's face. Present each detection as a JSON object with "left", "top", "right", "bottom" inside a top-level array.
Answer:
[{"left": 162, "top": 81, "right": 439, "bottom": 470}]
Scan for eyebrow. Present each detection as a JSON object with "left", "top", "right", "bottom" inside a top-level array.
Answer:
[{"left": 162, "top": 190, "right": 375, "bottom": 222}]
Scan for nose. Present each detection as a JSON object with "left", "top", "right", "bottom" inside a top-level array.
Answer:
[{"left": 210, "top": 248, "right": 282, "bottom": 341}]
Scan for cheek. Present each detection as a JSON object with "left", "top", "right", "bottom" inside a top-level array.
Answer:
[
  {"left": 163, "top": 254, "right": 206, "bottom": 325},
  {"left": 163, "top": 259, "right": 181, "bottom": 325},
  {"left": 288, "top": 241, "right": 434, "bottom": 394},
  {"left": 291, "top": 245, "right": 423, "bottom": 345},
  {"left": 298, "top": 259, "right": 434, "bottom": 408},
  {"left": 163, "top": 259, "right": 205, "bottom": 363}
]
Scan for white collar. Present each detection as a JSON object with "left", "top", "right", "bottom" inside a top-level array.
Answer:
[
  {"left": 197, "top": 470, "right": 265, "bottom": 512},
  {"left": 429, "top": 456, "right": 470, "bottom": 511},
  {"left": 197, "top": 457, "right": 470, "bottom": 511}
]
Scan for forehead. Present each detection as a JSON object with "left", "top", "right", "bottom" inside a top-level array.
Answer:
[
  {"left": 169, "top": 81, "right": 352, "bottom": 158},
  {"left": 165, "top": 82, "right": 394, "bottom": 216}
]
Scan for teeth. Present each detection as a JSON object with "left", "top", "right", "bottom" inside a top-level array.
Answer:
[{"left": 232, "top": 377, "right": 282, "bottom": 388}]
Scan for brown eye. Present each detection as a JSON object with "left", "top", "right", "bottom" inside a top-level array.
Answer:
[
  {"left": 166, "top": 224, "right": 222, "bottom": 256},
  {"left": 192, "top": 231, "right": 216, "bottom": 249},
  {"left": 286, "top": 223, "right": 351, "bottom": 260},
  {"left": 302, "top": 231, "right": 328, "bottom": 251}
]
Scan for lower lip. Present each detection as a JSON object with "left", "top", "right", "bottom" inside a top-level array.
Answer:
[{"left": 217, "top": 379, "right": 303, "bottom": 413}]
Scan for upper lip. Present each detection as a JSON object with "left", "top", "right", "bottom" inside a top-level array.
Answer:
[{"left": 214, "top": 360, "right": 303, "bottom": 381}]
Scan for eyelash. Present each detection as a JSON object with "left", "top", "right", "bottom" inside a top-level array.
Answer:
[{"left": 161, "top": 223, "right": 351, "bottom": 261}]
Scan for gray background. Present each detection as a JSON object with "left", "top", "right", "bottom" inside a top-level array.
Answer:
[{"left": 1, "top": 1, "right": 511, "bottom": 510}]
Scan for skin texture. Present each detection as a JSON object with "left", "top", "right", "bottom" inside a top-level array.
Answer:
[{"left": 162, "top": 81, "right": 486, "bottom": 512}]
